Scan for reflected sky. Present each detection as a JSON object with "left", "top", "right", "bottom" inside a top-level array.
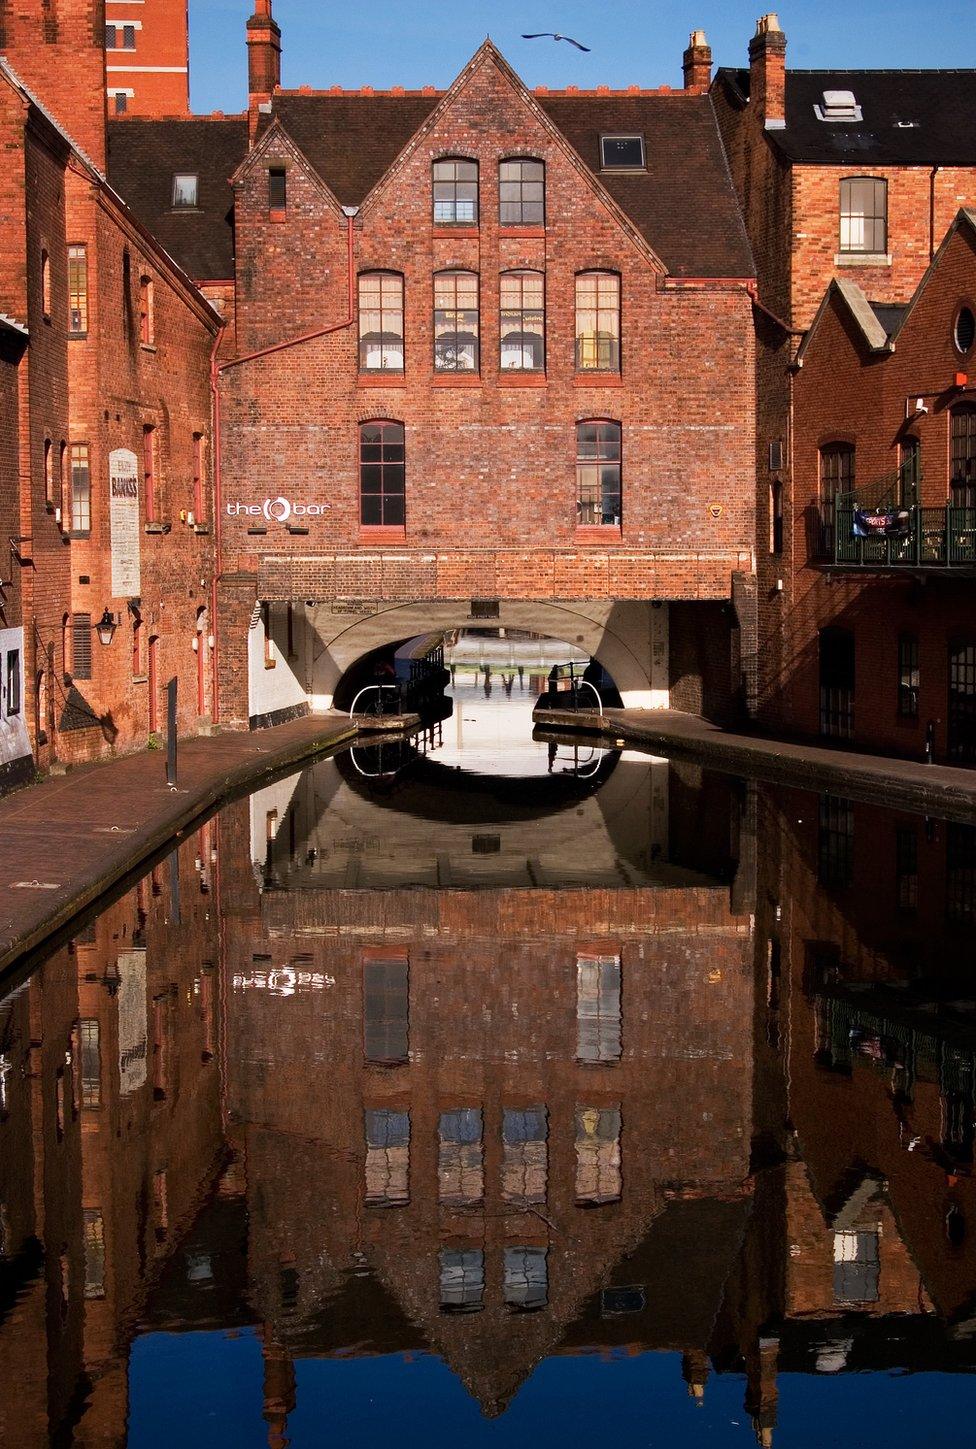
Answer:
[{"left": 1, "top": 724, "right": 975, "bottom": 1446}]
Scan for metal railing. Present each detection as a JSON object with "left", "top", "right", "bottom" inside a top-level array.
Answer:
[
  {"left": 349, "top": 684, "right": 403, "bottom": 719},
  {"left": 814, "top": 494, "right": 976, "bottom": 569}
]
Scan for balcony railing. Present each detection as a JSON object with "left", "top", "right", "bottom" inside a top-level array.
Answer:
[{"left": 813, "top": 493, "right": 976, "bottom": 569}]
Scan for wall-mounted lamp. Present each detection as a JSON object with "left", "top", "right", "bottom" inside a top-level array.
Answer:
[
  {"left": 913, "top": 397, "right": 928, "bottom": 415},
  {"left": 95, "top": 608, "right": 117, "bottom": 646}
]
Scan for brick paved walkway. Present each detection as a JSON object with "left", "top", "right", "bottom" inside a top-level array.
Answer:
[
  {"left": 535, "top": 707, "right": 976, "bottom": 821},
  {"left": 0, "top": 713, "right": 355, "bottom": 977}
]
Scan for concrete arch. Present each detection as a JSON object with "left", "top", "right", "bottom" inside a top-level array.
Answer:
[{"left": 304, "top": 598, "right": 669, "bottom": 710}]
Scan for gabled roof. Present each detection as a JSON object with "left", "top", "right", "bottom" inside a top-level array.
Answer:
[
  {"left": 795, "top": 275, "right": 894, "bottom": 365},
  {"left": 108, "top": 116, "right": 249, "bottom": 280},
  {"left": 107, "top": 47, "right": 754, "bottom": 282},
  {"left": 230, "top": 115, "right": 345, "bottom": 216},
  {"left": 715, "top": 67, "right": 976, "bottom": 167},
  {"left": 796, "top": 209, "right": 976, "bottom": 368}
]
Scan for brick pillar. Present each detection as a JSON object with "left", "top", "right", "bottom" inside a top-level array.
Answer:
[
  {"left": 247, "top": 0, "right": 281, "bottom": 141},
  {"left": 682, "top": 30, "right": 712, "bottom": 94},
  {"left": 748, "top": 13, "right": 787, "bottom": 131},
  {"left": 0, "top": 0, "right": 107, "bottom": 170}
]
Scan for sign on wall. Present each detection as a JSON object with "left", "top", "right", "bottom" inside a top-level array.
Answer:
[{"left": 109, "top": 448, "right": 141, "bottom": 598}]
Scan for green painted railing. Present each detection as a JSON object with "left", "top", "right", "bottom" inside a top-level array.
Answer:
[{"left": 815, "top": 496, "right": 976, "bottom": 568}]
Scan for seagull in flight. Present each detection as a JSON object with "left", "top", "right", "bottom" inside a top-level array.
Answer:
[{"left": 522, "top": 32, "right": 591, "bottom": 51}]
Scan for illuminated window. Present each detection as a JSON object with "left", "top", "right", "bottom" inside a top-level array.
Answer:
[
  {"left": 575, "top": 272, "right": 620, "bottom": 372},
  {"left": 575, "top": 1105, "right": 621, "bottom": 1204},
  {"left": 358, "top": 272, "right": 404, "bottom": 371},
  {"left": 576, "top": 420, "right": 622, "bottom": 527},
  {"left": 434, "top": 271, "right": 479, "bottom": 372},
  {"left": 500, "top": 271, "right": 544, "bottom": 371},
  {"left": 68, "top": 245, "right": 88, "bottom": 333},
  {"left": 70, "top": 443, "right": 91, "bottom": 534}
]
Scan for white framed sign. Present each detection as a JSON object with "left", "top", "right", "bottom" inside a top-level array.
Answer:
[{"left": 109, "top": 448, "right": 141, "bottom": 598}]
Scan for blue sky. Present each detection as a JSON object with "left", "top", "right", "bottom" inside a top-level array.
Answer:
[{"left": 189, "top": 1, "right": 976, "bottom": 114}]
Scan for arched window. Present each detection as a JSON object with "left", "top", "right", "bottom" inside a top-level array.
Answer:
[
  {"left": 358, "top": 272, "right": 404, "bottom": 372},
  {"left": 433, "top": 271, "right": 478, "bottom": 372},
  {"left": 575, "top": 272, "right": 620, "bottom": 372},
  {"left": 500, "top": 271, "right": 544, "bottom": 371},
  {"left": 360, "top": 421, "right": 405, "bottom": 528},
  {"left": 43, "top": 438, "right": 53, "bottom": 507},
  {"left": 576, "top": 420, "right": 622, "bottom": 528},
  {"left": 819, "top": 442, "right": 854, "bottom": 501},
  {"left": 951, "top": 405, "right": 976, "bottom": 508},
  {"left": 499, "top": 158, "right": 544, "bottom": 225},
  {"left": 839, "top": 177, "right": 887, "bottom": 255},
  {"left": 432, "top": 158, "right": 478, "bottom": 225}
]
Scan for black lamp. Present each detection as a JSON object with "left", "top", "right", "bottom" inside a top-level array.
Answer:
[{"left": 95, "top": 608, "right": 117, "bottom": 646}]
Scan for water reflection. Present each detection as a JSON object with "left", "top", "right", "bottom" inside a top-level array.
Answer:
[{"left": 1, "top": 743, "right": 976, "bottom": 1444}]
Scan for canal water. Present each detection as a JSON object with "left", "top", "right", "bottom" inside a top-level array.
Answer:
[{"left": 2, "top": 685, "right": 976, "bottom": 1446}]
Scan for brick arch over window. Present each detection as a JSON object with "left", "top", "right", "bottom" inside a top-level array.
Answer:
[{"left": 305, "top": 599, "right": 661, "bottom": 711}]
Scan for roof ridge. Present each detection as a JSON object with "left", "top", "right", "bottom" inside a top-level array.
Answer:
[{"left": 786, "top": 67, "right": 976, "bottom": 75}]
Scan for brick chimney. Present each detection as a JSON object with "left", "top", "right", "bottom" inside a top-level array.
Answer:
[
  {"left": 748, "top": 13, "right": 787, "bottom": 130},
  {"left": 682, "top": 30, "right": 712, "bottom": 94},
  {"left": 247, "top": 0, "right": 281, "bottom": 130},
  {"left": 0, "top": 0, "right": 107, "bottom": 170}
]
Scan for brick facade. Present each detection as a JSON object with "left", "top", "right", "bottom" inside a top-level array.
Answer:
[
  {"left": 0, "top": 38, "right": 220, "bottom": 780},
  {"left": 712, "top": 17, "right": 976, "bottom": 757},
  {"left": 105, "top": 0, "right": 190, "bottom": 119}
]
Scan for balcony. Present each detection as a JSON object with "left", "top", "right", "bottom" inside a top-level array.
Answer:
[{"left": 813, "top": 492, "right": 976, "bottom": 572}]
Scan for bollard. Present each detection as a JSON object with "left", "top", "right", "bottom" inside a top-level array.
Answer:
[{"left": 166, "top": 677, "right": 178, "bottom": 787}]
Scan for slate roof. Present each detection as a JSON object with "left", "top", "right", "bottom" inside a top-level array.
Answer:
[
  {"left": 107, "top": 116, "right": 249, "bottom": 280},
  {"left": 869, "top": 301, "right": 908, "bottom": 339},
  {"left": 107, "top": 91, "right": 753, "bottom": 281},
  {"left": 538, "top": 94, "right": 753, "bottom": 277},
  {"left": 717, "top": 67, "right": 976, "bottom": 167}
]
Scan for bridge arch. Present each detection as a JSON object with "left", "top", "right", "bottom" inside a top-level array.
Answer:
[{"left": 301, "top": 599, "right": 669, "bottom": 711}]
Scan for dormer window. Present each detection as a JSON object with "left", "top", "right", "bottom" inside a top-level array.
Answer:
[
  {"left": 172, "top": 174, "right": 198, "bottom": 209},
  {"left": 815, "top": 90, "right": 863, "bottom": 122},
  {"left": 600, "top": 135, "right": 645, "bottom": 171}
]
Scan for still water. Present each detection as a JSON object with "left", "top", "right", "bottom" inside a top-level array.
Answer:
[{"left": 2, "top": 682, "right": 976, "bottom": 1446}]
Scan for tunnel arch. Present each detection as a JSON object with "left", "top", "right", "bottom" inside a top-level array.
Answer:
[{"left": 303, "top": 599, "right": 665, "bottom": 711}]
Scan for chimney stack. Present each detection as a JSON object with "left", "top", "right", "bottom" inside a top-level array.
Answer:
[
  {"left": 247, "top": 0, "right": 282, "bottom": 122},
  {"left": 683, "top": 30, "right": 712, "bottom": 93},
  {"left": 748, "top": 13, "right": 787, "bottom": 130}
]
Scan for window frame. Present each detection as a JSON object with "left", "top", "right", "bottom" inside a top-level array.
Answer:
[
  {"left": 70, "top": 442, "right": 91, "bottom": 536},
  {"left": 575, "top": 271, "right": 621, "bottom": 373},
  {"left": 67, "top": 244, "right": 88, "bottom": 335},
  {"left": 432, "top": 157, "right": 479, "bottom": 226},
  {"left": 268, "top": 167, "right": 287, "bottom": 214},
  {"left": 950, "top": 405, "right": 976, "bottom": 507},
  {"left": 499, "top": 269, "right": 545, "bottom": 372},
  {"left": 498, "top": 157, "right": 545, "bottom": 226},
  {"left": 72, "top": 613, "right": 93, "bottom": 682},
  {"left": 819, "top": 441, "right": 855, "bottom": 501},
  {"left": 576, "top": 418, "right": 622, "bottom": 529},
  {"left": 897, "top": 632, "right": 919, "bottom": 719},
  {"left": 433, "top": 269, "right": 479, "bottom": 373},
  {"left": 358, "top": 271, "right": 405, "bottom": 373},
  {"left": 143, "top": 423, "right": 158, "bottom": 523},
  {"left": 171, "top": 173, "right": 199, "bottom": 209},
  {"left": 839, "top": 176, "right": 888, "bottom": 256},
  {"left": 139, "top": 274, "right": 154, "bottom": 346},
  {"left": 192, "top": 433, "right": 206, "bottom": 522},
  {"left": 600, "top": 134, "right": 646, "bottom": 171},
  {"left": 359, "top": 419, "right": 406, "bottom": 530},
  {"left": 5, "top": 648, "right": 20, "bottom": 718}
]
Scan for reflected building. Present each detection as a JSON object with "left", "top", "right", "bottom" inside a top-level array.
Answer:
[{"left": 5, "top": 754, "right": 976, "bottom": 1444}]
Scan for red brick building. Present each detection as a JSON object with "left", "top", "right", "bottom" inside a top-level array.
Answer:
[
  {"left": 0, "top": 1, "right": 221, "bottom": 781},
  {"left": 712, "top": 15, "right": 976, "bottom": 757},
  {"left": 109, "top": 4, "right": 759, "bottom": 730},
  {"left": 105, "top": 0, "right": 190, "bottom": 119},
  {"left": 786, "top": 215, "right": 976, "bottom": 759}
]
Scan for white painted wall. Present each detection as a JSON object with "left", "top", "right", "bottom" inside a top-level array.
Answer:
[
  {"left": 247, "top": 604, "right": 312, "bottom": 725},
  {"left": 0, "top": 627, "right": 31, "bottom": 774}
]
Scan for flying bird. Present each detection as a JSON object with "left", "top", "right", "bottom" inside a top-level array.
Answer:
[{"left": 522, "top": 32, "right": 591, "bottom": 51}]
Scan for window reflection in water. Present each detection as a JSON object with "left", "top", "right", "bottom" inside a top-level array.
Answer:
[
  {"left": 575, "top": 1106, "right": 622, "bottom": 1205},
  {"left": 439, "top": 1109, "right": 484, "bottom": 1207},
  {"left": 501, "top": 1106, "right": 548, "bottom": 1206}
]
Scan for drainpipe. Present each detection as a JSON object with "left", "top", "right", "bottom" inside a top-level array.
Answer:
[
  {"left": 208, "top": 206, "right": 358, "bottom": 726},
  {"left": 930, "top": 166, "right": 940, "bottom": 261}
]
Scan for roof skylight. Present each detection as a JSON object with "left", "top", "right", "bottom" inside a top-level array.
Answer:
[{"left": 814, "top": 89, "right": 863, "bottom": 123}]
